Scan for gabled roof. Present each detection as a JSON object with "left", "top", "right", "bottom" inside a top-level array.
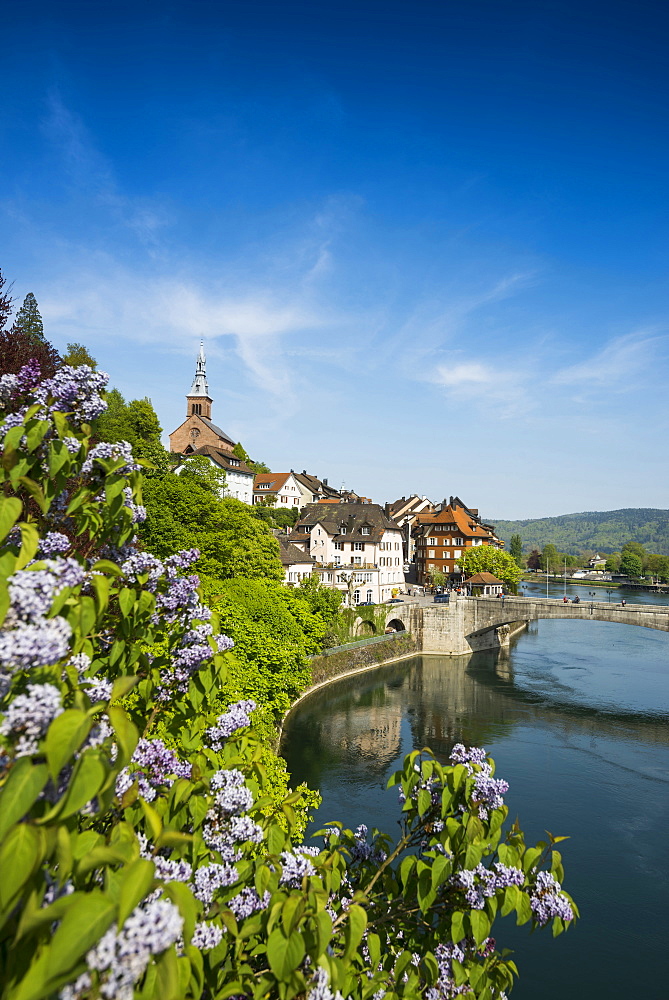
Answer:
[
  {"left": 288, "top": 502, "right": 401, "bottom": 546},
  {"left": 464, "top": 572, "right": 504, "bottom": 586},
  {"left": 277, "top": 537, "right": 316, "bottom": 567},
  {"left": 293, "top": 471, "right": 341, "bottom": 498},
  {"left": 186, "top": 445, "right": 253, "bottom": 476},
  {"left": 199, "top": 416, "right": 236, "bottom": 447},
  {"left": 253, "top": 472, "right": 293, "bottom": 492}
]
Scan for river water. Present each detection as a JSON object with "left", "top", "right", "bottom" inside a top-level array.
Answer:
[{"left": 281, "top": 582, "right": 669, "bottom": 1000}]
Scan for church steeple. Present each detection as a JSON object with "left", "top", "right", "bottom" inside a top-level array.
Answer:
[{"left": 186, "top": 340, "right": 213, "bottom": 419}]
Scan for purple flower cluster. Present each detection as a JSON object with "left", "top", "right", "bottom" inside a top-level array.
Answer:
[
  {"left": 81, "top": 440, "right": 139, "bottom": 476},
  {"left": 424, "top": 941, "right": 471, "bottom": 1000},
  {"left": 123, "top": 487, "right": 146, "bottom": 524},
  {"left": 0, "top": 682, "right": 63, "bottom": 756},
  {"left": 193, "top": 862, "right": 238, "bottom": 904},
  {"left": 307, "top": 966, "right": 344, "bottom": 1000},
  {"left": 207, "top": 700, "right": 255, "bottom": 751},
  {"left": 529, "top": 871, "right": 574, "bottom": 926},
  {"left": 227, "top": 887, "right": 270, "bottom": 921},
  {"left": 0, "top": 616, "right": 72, "bottom": 681},
  {"left": 349, "top": 824, "right": 387, "bottom": 865},
  {"left": 279, "top": 848, "right": 318, "bottom": 887},
  {"left": 84, "top": 897, "right": 183, "bottom": 1000},
  {"left": 449, "top": 744, "right": 508, "bottom": 820},
  {"left": 452, "top": 862, "right": 524, "bottom": 910},
  {"left": 37, "top": 366, "right": 108, "bottom": 424},
  {"left": 38, "top": 532, "right": 70, "bottom": 557},
  {"left": 191, "top": 921, "right": 224, "bottom": 951},
  {"left": 8, "top": 559, "right": 85, "bottom": 623},
  {"left": 115, "top": 738, "right": 190, "bottom": 803}
]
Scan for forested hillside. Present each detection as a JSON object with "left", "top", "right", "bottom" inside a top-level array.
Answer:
[{"left": 490, "top": 508, "right": 669, "bottom": 556}]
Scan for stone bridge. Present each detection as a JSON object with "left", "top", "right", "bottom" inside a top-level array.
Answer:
[{"left": 384, "top": 594, "right": 669, "bottom": 655}]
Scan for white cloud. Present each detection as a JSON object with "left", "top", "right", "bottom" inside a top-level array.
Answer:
[{"left": 551, "top": 331, "right": 665, "bottom": 389}]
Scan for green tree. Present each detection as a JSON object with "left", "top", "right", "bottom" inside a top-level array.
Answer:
[
  {"left": 646, "top": 553, "right": 669, "bottom": 581},
  {"left": 178, "top": 454, "right": 226, "bottom": 495},
  {"left": 605, "top": 552, "right": 621, "bottom": 573},
  {"left": 233, "top": 439, "right": 271, "bottom": 474},
  {"left": 621, "top": 541, "right": 648, "bottom": 571},
  {"left": 619, "top": 551, "right": 643, "bottom": 578},
  {"left": 0, "top": 271, "right": 61, "bottom": 378},
  {"left": 457, "top": 546, "right": 522, "bottom": 589},
  {"left": 510, "top": 534, "right": 523, "bottom": 567},
  {"left": 14, "top": 292, "right": 44, "bottom": 345},
  {"left": 61, "top": 341, "right": 97, "bottom": 367},
  {"left": 540, "top": 543, "right": 560, "bottom": 573},
  {"left": 140, "top": 479, "right": 283, "bottom": 582},
  {"left": 126, "top": 397, "right": 162, "bottom": 443}
]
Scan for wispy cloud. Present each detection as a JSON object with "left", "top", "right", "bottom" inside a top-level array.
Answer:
[
  {"left": 43, "top": 94, "right": 170, "bottom": 250},
  {"left": 551, "top": 330, "right": 665, "bottom": 390}
]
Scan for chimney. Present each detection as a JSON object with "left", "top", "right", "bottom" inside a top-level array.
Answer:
[{"left": 323, "top": 478, "right": 328, "bottom": 485}]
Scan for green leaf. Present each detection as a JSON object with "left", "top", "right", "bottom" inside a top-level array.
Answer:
[
  {"left": 451, "top": 910, "right": 465, "bottom": 942},
  {"left": 118, "top": 587, "right": 136, "bottom": 616},
  {"left": 162, "top": 882, "right": 198, "bottom": 944},
  {"left": 117, "top": 859, "right": 156, "bottom": 928},
  {"left": 16, "top": 522, "right": 40, "bottom": 569},
  {"left": 154, "top": 945, "right": 180, "bottom": 1000},
  {"left": 44, "top": 709, "right": 92, "bottom": 782},
  {"left": 110, "top": 674, "right": 138, "bottom": 701},
  {"left": 0, "top": 497, "right": 22, "bottom": 543},
  {"left": 417, "top": 788, "right": 432, "bottom": 816},
  {"left": 367, "top": 932, "right": 381, "bottom": 969},
  {"left": 343, "top": 904, "right": 367, "bottom": 960},
  {"left": 267, "top": 927, "right": 305, "bottom": 979},
  {"left": 0, "top": 759, "right": 49, "bottom": 839},
  {"left": 469, "top": 909, "right": 491, "bottom": 947},
  {"left": 12, "top": 893, "right": 117, "bottom": 1000},
  {"left": 47, "top": 752, "right": 107, "bottom": 820},
  {"left": 140, "top": 799, "right": 163, "bottom": 841},
  {"left": 0, "top": 824, "right": 44, "bottom": 911},
  {"left": 108, "top": 705, "right": 139, "bottom": 766}
]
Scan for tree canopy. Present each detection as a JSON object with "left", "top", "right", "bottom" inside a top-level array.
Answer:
[
  {"left": 61, "top": 341, "right": 98, "bottom": 367},
  {"left": 140, "top": 479, "right": 284, "bottom": 583},
  {"left": 0, "top": 271, "right": 61, "bottom": 378},
  {"left": 457, "top": 546, "right": 523, "bottom": 589}
]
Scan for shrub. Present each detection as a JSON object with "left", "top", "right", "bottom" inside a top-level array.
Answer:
[{"left": 0, "top": 363, "right": 577, "bottom": 1000}]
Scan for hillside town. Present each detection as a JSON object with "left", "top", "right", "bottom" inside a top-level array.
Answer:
[{"left": 168, "top": 344, "right": 510, "bottom": 603}]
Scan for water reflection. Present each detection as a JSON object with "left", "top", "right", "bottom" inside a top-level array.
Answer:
[{"left": 282, "top": 615, "right": 669, "bottom": 1000}]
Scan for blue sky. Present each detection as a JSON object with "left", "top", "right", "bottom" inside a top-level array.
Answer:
[{"left": 2, "top": 0, "right": 668, "bottom": 518}]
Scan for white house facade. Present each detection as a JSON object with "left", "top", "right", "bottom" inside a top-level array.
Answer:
[
  {"left": 288, "top": 502, "right": 405, "bottom": 605},
  {"left": 174, "top": 445, "right": 254, "bottom": 505}
]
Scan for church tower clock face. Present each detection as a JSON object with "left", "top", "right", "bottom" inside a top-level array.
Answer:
[{"left": 190, "top": 427, "right": 200, "bottom": 441}]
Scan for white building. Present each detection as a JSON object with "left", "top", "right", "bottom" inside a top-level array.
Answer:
[
  {"left": 174, "top": 445, "right": 255, "bottom": 505},
  {"left": 287, "top": 502, "right": 405, "bottom": 605},
  {"left": 277, "top": 536, "right": 316, "bottom": 586},
  {"left": 253, "top": 471, "right": 309, "bottom": 509}
]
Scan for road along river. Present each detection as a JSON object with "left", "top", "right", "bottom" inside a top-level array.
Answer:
[{"left": 282, "top": 582, "right": 669, "bottom": 1000}]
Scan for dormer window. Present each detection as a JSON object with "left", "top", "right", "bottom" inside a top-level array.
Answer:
[
  {"left": 340, "top": 526, "right": 347, "bottom": 535},
  {"left": 361, "top": 527, "right": 370, "bottom": 535}
]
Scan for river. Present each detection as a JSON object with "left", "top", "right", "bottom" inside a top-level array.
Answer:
[{"left": 281, "top": 582, "right": 669, "bottom": 1000}]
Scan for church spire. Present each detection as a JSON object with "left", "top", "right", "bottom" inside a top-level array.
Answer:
[
  {"left": 186, "top": 340, "right": 213, "bottom": 419},
  {"left": 190, "top": 340, "right": 209, "bottom": 397}
]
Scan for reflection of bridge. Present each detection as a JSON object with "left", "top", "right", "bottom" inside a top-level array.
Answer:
[{"left": 385, "top": 594, "right": 669, "bottom": 655}]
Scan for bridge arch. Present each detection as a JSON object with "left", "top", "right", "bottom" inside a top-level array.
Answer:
[{"left": 386, "top": 617, "right": 406, "bottom": 633}]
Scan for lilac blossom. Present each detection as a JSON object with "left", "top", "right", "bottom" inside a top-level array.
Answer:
[
  {"left": 85, "top": 897, "right": 183, "bottom": 1000},
  {"left": 8, "top": 559, "right": 85, "bottom": 623},
  {"left": 84, "top": 678, "right": 113, "bottom": 703},
  {"left": 122, "top": 487, "right": 146, "bottom": 523},
  {"left": 279, "top": 849, "right": 317, "bottom": 887},
  {"left": 307, "top": 967, "right": 344, "bottom": 1000},
  {"left": 81, "top": 440, "right": 138, "bottom": 476},
  {"left": 36, "top": 366, "right": 108, "bottom": 425},
  {"left": 227, "top": 887, "right": 270, "bottom": 921},
  {"left": 207, "top": 700, "right": 255, "bottom": 750},
  {"left": 191, "top": 921, "right": 224, "bottom": 951},
  {"left": 424, "top": 941, "right": 469, "bottom": 1000},
  {"left": 449, "top": 744, "right": 488, "bottom": 771},
  {"left": 452, "top": 863, "right": 525, "bottom": 909},
  {"left": 0, "top": 683, "right": 63, "bottom": 756},
  {"left": 529, "top": 871, "right": 574, "bottom": 926},
  {"left": 0, "top": 616, "right": 72, "bottom": 673},
  {"left": 193, "top": 863, "right": 238, "bottom": 905},
  {"left": 38, "top": 532, "right": 70, "bottom": 557},
  {"left": 115, "top": 739, "right": 190, "bottom": 802}
]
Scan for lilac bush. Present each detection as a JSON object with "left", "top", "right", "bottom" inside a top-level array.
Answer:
[{"left": 0, "top": 363, "right": 577, "bottom": 1000}]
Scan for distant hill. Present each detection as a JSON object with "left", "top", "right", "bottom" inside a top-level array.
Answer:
[{"left": 488, "top": 509, "right": 669, "bottom": 556}]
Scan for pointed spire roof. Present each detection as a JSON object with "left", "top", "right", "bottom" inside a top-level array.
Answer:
[{"left": 189, "top": 340, "right": 211, "bottom": 398}]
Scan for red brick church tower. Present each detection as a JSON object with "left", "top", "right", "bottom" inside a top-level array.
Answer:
[{"left": 169, "top": 342, "right": 236, "bottom": 455}]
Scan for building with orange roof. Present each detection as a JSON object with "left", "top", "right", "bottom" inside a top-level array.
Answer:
[
  {"left": 253, "top": 471, "right": 308, "bottom": 509},
  {"left": 412, "top": 496, "right": 504, "bottom": 585}
]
